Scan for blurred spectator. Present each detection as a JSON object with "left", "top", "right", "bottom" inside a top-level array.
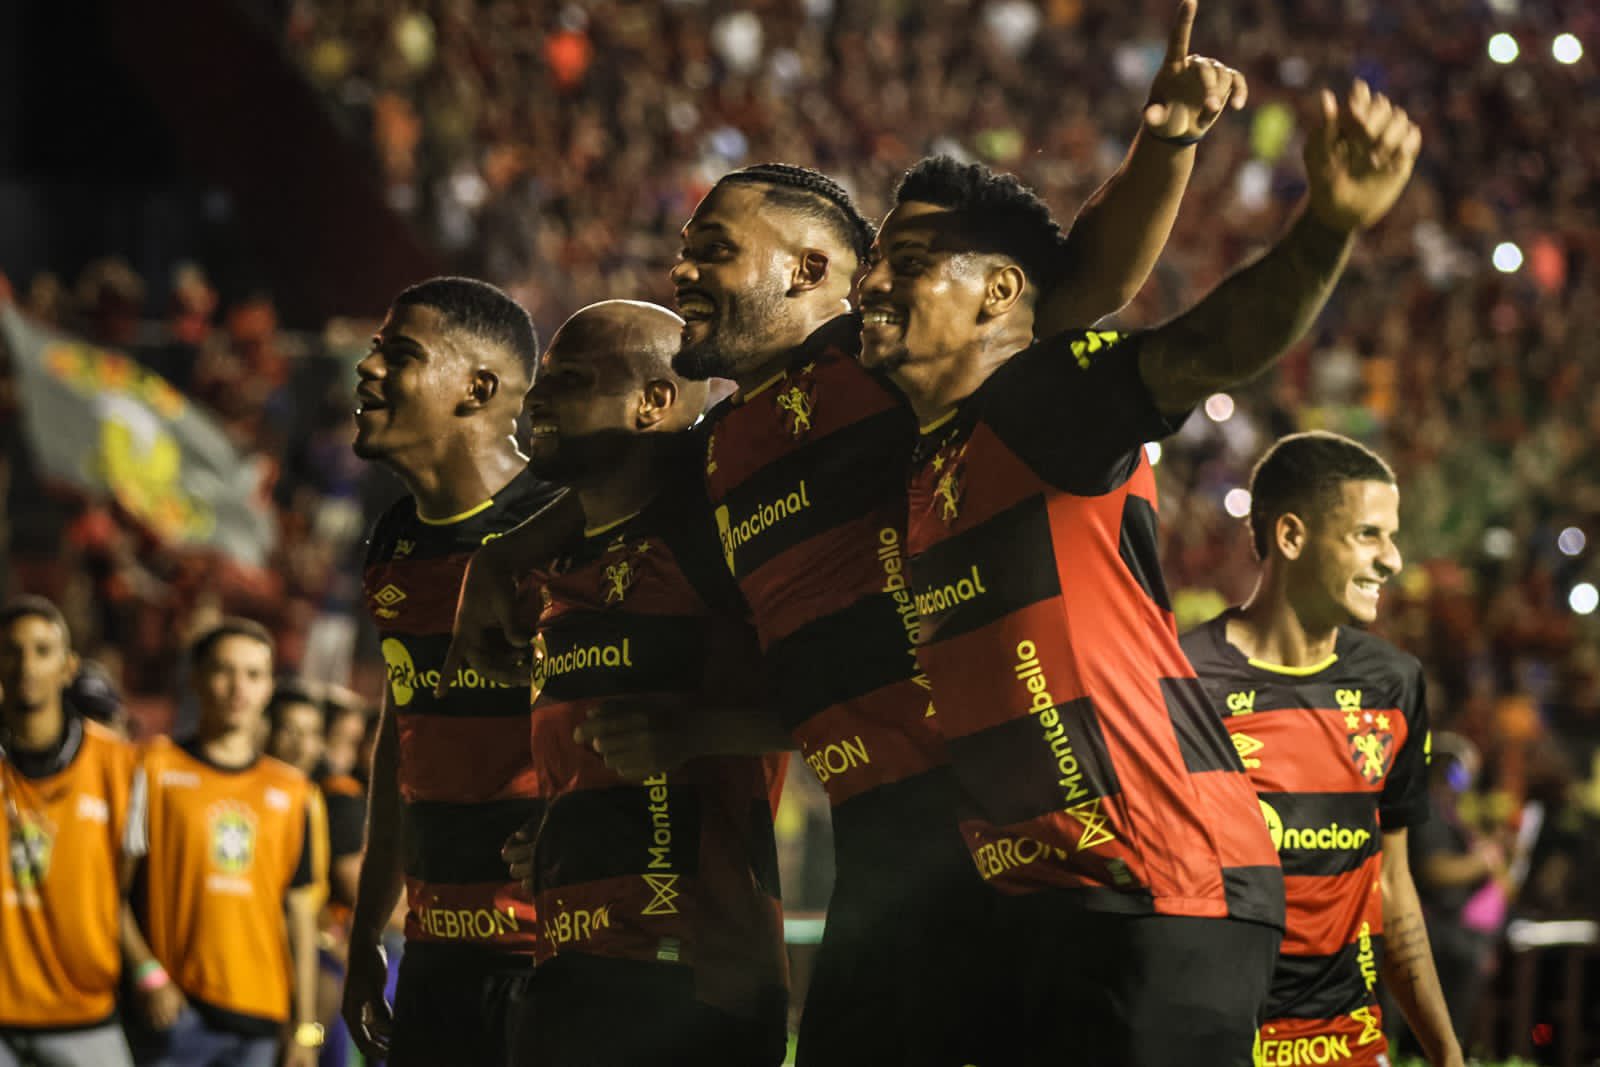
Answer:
[
  {"left": 66, "top": 659, "right": 130, "bottom": 738},
  {"left": 266, "top": 681, "right": 327, "bottom": 777}
]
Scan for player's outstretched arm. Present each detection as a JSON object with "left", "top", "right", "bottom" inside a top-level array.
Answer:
[
  {"left": 1379, "top": 830, "right": 1466, "bottom": 1067},
  {"left": 437, "top": 490, "right": 584, "bottom": 694},
  {"left": 341, "top": 695, "right": 403, "bottom": 1061},
  {"left": 575, "top": 698, "right": 796, "bottom": 782},
  {"left": 1137, "top": 80, "right": 1420, "bottom": 416},
  {"left": 1037, "top": 0, "right": 1246, "bottom": 335}
]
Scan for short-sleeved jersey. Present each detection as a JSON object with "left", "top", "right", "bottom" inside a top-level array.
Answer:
[
  {"left": 0, "top": 719, "right": 138, "bottom": 1029},
  {"left": 1183, "top": 613, "right": 1431, "bottom": 1064},
  {"left": 905, "top": 329, "right": 1282, "bottom": 926},
  {"left": 363, "top": 467, "right": 561, "bottom": 956},
  {"left": 138, "top": 737, "right": 327, "bottom": 1027},
  {"left": 702, "top": 316, "right": 968, "bottom": 878},
  {"left": 522, "top": 463, "right": 787, "bottom": 1023}
]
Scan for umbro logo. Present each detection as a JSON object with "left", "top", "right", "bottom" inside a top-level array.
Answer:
[{"left": 373, "top": 584, "right": 407, "bottom": 619}]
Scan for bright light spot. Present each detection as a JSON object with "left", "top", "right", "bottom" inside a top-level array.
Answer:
[
  {"left": 1493, "top": 241, "right": 1524, "bottom": 273},
  {"left": 1558, "top": 527, "right": 1587, "bottom": 557},
  {"left": 1204, "top": 393, "right": 1236, "bottom": 423},
  {"left": 1553, "top": 33, "right": 1584, "bottom": 64},
  {"left": 1144, "top": 441, "right": 1162, "bottom": 466},
  {"left": 1488, "top": 33, "right": 1520, "bottom": 63},
  {"left": 1569, "top": 582, "right": 1598, "bottom": 616},
  {"left": 1224, "top": 488, "right": 1252, "bottom": 518},
  {"left": 1483, "top": 526, "right": 1515, "bottom": 560}
]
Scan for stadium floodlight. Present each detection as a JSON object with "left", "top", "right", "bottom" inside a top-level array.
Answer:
[
  {"left": 1204, "top": 393, "right": 1235, "bottom": 423},
  {"left": 1144, "top": 441, "right": 1162, "bottom": 467},
  {"left": 1493, "top": 241, "right": 1524, "bottom": 273},
  {"left": 1558, "top": 527, "right": 1587, "bottom": 557},
  {"left": 1223, "top": 488, "right": 1251, "bottom": 519},
  {"left": 1488, "top": 33, "right": 1520, "bottom": 63},
  {"left": 1569, "top": 582, "right": 1599, "bottom": 616},
  {"left": 1553, "top": 34, "right": 1583, "bottom": 64}
]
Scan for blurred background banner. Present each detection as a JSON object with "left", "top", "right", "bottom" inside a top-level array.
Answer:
[{"left": 2, "top": 305, "right": 275, "bottom": 567}]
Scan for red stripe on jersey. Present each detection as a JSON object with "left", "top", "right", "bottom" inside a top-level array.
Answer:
[
  {"left": 740, "top": 511, "right": 903, "bottom": 646},
  {"left": 1257, "top": 1011, "right": 1389, "bottom": 1067},
  {"left": 363, "top": 555, "right": 470, "bottom": 636},
  {"left": 402, "top": 877, "right": 537, "bottom": 953},
  {"left": 396, "top": 714, "right": 538, "bottom": 804},
  {"left": 1281, "top": 861, "right": 1383, "bottom": 957},
  {"left": 791, "top": 677, "right": 942, "bottom": 806},
  {"left": 1225, "top": 707, "right": 1408, "bottom": 797}
]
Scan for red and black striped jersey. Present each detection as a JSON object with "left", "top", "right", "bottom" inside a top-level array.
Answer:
[
  {"left": 1182, "top": 612, "right": 1430, "bottom": 1063},
  {"left": 363, "top": 466, "right": 562, "bottom": 955},
  {"left": 702, "top": 317, "right": 969, "bottom": 876},
  {"left": 522, "top": 462, "right": 787, "bottom": 1024},
  {"left": 906, "top": 329, "right": 1283, "bottom": 927}
]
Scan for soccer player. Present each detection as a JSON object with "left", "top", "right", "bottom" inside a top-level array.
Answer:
[
  {"left": 342, "top": 277, "right": 570, "bottom": 1067},
  {"left": 127, "top": 618, "right": 328, "bottom": 1067},
  {"left": 501, "top": 300, "right": 788, "bottom": 1066},
  {"left": 0, "top": 596, "right": 140, "bottom": 1067},
  {"left": 853, "top": 82, "right": 1420, "bottom": 1062},
  {"left": 1181, "top": 432, "right": 1461, "bottom": 1067}
]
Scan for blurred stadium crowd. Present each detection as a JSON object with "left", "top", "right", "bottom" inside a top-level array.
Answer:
[{"left": 3, "top": 0, "right": 1599, "bottom": 1059}]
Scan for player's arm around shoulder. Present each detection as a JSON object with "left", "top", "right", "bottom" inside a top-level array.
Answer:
[
  {"left": 1136, "top": 80, "right": 1421, "bottom": 417},
  {"left": 1378, "top": 831, "right": 1465, "bottom": 1067}
]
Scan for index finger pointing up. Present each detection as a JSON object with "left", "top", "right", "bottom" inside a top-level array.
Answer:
[{"left": 1165, "top": 0, "right": 1198, "bottom": 66}]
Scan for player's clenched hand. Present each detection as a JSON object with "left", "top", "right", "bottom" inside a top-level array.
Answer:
[
  {"left": 574, "top": 698, "right": 701, "bottom": 781},
  {"left": 1142, "top": 0, "right": 1246, "bottom": 144},
  {"left": 1304, "top": 79, "right": 1421, "bottom": 233},
  {"left": 341, "top": 935, "right": 393, "bottom": 1062},
  {"left": 436, "top": 540, "right": 535, "bottom": 696},
  {"left": 502, "top": 824, "right": 538, "bottom": 896}
]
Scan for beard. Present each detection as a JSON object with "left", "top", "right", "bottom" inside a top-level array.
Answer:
[
  {"left": 527, "top": 428, "right": 639, "bottom": 488},
  {"left": 672, "top": 286, "right": 786, "bottom": 381}
]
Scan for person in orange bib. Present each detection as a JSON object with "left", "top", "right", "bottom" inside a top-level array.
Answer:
[
  {"left": 125, "top": 619, "right": 328, "bottom": 1067},
  {"left": 0, "top": 596, "right": 141, "bottom": 1067}
]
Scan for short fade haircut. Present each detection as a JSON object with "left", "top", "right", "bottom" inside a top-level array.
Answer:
[
  {"left": 267, "top": 680, "right": 321, "bottom": 732},
  {"left": 894, "top": 156, "right": 1068, "bottom": 292},
  {"left": 715, "top": 163, "right": 875, "bottom": 264},
  {"left": 394, "top": 276, "right": 539, "bottom": 381},
  {"left": 189, "top": 617, "right": 275, "bottom": 667},
  {"left": 0, "top": 595, "right": 69, "bottom": 642},
  {"left": 1248, "top": 432, "right": 1398, "bottom": 560}
]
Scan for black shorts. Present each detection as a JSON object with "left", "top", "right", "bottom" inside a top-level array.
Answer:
[
  {"left": 389, "top": 942, "right": 534, "bottom": 1067},
  {"left": 515, "top": 954, "right": 786, "bottom": 1067},
  {"left": 796, "top": 776, "right": 1007, "bottom": 1067},
  {"left": 995, "top": 895, "right": 1282, "bottom": 1067}
]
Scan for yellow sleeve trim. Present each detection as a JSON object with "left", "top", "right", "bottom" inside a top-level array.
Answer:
[
  {"left": 919, "top": 408, "right": 959, "bottom": 434},
  {"left": 584, "top": 510, "right": 643, "bottom": 539},
  {"left": 1246, "top": 652, "right": 1339, "bottom": 677},
  {"left": 417, "top": 498, "right": 495, "bottom": 526},
  {"left": 738, "top": 367, "right": 790, "bottom": 404}
]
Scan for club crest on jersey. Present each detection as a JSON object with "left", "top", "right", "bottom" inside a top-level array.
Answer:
[
  {"left": 8, "top": 811, "right": 54, "bottom": 890},
  {"left": 929, "top": 445, "right": 967, "bottom": 524},
  {"left": 208, "top": 802, "right": 258, "bottom": 875},
  {"left": 604, "top": 561, "right": 634, "bottom": 605},
  {"left": 775, "top": 377, "right": 815, "bottom": 439},
  {"left": 1344, "top": 707, "right": 1395, "bottom": 786}
]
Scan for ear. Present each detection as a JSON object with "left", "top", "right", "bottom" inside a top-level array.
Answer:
[
  {"left": 981, "top": 263, "right": 1028, "bottom": 320},
  {"left": 790, "top": 249, "right": 831, "bottom": 294},
  {"left": 463, "top": 368, "right": 500, "bottom": 411},
  {"left": 637, "top": 378, "right": 678, "bottom": 430},
  {"left": 63, "top": 650, "right": 81, "bottom": 682},
  {"left": 1275, "top": 513, "right": 1308, "bottom": 561}
]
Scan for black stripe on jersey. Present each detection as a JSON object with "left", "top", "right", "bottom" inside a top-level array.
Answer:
[
  {"left": 714, "top": 408, "right": 908, "bottom": 578},
  {"left": 1260, "top": 792, "right": 1381, "bottom": 877},
  {"left": 1224, "top": 865, "right": 1286, "bottom": 926},
  {"left": 403, "top": 797, "right": 544, "bottom": 885},
  {"left": 909, "top": 495, "right": 1059, "bottom": 647},
  {"left": 533, "top": 784, "right": 704, "bottom": 889},
  {"left": 764, "top": 592, "right": 920, "bottom": 729},
  {"left": 1205, "top": 682, "right": 1400, "bottom": 717},
  {"left": 1117, "top": 494, "right": 1171, "bottom": 613},
  {"left": 536, "top": 613, "right": 711, "bottom": 702},
  {"left": 1268, "top": 939, "right": 1381, "bottom": 1019},
  {"left": 382, "top": 633, "right": 530, "bottom": 718},
  {"left": 945, "top": 696, "right": 1120, "bottom": 827},
  {"left": 1163, "top": 677, "right": 1247, "bottom": 775}
]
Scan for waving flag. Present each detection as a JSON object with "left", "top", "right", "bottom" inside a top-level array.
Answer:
[{"left": 2, "top": 305, "right": 275, "bottom": 566}]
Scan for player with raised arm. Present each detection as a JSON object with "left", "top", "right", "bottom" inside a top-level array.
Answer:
[
  {"left": 1181, "top": 432, "right": 1462, "bottom": 1067},
  {"left": 855, "top": 81, "right": 1420, "bottom": 1062},
  {"left": 501, "top": 300, "right": 788, "bottom": 1066},
  {"left": 341, "top": 278, "right": 569, "bottom": 1067}
]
